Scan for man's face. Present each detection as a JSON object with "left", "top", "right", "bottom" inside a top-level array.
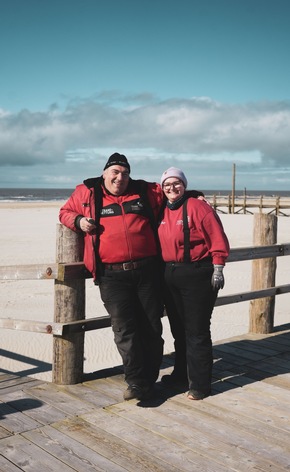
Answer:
[{"left": 102, "top": 165, "right": 130, "bottom": 196}]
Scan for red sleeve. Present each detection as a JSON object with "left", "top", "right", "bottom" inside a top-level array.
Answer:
[
  {"left": 59, "top": 185, "right": 88, "bottom": 231},
  {"left": 200, "top": 208, "right": 230, "bottom": 265},
  {"left": 146, "top": 182, "right": 165, "bottom": 219}
]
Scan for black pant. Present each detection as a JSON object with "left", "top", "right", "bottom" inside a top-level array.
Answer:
[
  {"left": 162, "top": 282, "right": 187, "bottom": 378},
  {"left": 164, "top": 261, "right": 217, "bottom": 394},
  {"left": 99, "top": 258, "right": 164, "bottom": 388}
]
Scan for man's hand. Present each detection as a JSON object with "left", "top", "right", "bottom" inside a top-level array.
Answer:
[
  {"left": 197, "top": 195, "right": 211, "bottom": 206},
  {"left": 80, "top": 217, "right": 96, "bottom": 233},
  {"left": 211, "top": 265, "right": 225, "bottom": 290}
]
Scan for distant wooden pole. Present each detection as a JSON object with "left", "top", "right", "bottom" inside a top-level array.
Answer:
[
  {"left": 276, "top": 196, "right": 280, "bottom": 216},
  {"left": 249, "top": 214, "right": 277, "bottom": 334},
  {"left": 231, "top": 163, "right": 236, "bottom": 214},
  {"left": 53, "top": 224, "right": 85, "bottom": 384},
  {"left": 228, "top": 194, "right": 231, "bottom": 214}
]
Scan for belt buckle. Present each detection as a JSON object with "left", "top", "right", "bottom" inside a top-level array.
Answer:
[{"left": 123, "top": 261, "right": 134, "bottom": 270}]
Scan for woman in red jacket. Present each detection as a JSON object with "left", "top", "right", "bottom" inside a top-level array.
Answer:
[{"left": 158, "top": 167, "right": 230, "bottom": 400}]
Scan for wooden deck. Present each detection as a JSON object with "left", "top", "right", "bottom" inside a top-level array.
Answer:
[{"left": 1, "top": 325, "right": 290, "bottom": 471}]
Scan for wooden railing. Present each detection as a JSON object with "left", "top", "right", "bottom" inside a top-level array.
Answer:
[
  {"left": 1, "top": 214, "right": 289, "bottom": 384},
  {"left": 1, "top": 243, "right": 289, "bottom": 331},
  {"left": 208, "top": 194, "right": 290, "bottom": 216}
]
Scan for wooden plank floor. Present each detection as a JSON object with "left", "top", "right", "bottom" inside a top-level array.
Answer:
[{"left": 1, "top": 324, "right": 290, "bottom": 471}]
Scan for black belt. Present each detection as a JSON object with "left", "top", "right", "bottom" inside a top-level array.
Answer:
[{"left": 104, "top": 257, "right": 155, "bottom": 271}]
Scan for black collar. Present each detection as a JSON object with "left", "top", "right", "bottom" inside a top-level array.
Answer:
[{"left": 166, "top": 194, "right": 187, "bottom": 210}]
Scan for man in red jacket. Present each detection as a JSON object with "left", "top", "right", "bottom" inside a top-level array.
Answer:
[{"left": 59, "top": 153, "right": 164, "bottom": 401}]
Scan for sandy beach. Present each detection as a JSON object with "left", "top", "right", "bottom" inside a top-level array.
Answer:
[{"left": 0, "top": 201, "right": 289, "bottom": 382}]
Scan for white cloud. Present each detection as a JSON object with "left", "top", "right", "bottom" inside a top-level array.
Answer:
[{"left": 0, "top": 95, "right": 289, "bottom": 189}]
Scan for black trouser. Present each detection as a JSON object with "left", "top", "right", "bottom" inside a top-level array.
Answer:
[
  {"left": 164, "top": 260, "right": 218, "bottom": 394},
  {"left": 99, "top": 258, "right": 164, "bottom": 388},
  {"left": 162, "top": 282, "right": 187, "bottom": 378}
]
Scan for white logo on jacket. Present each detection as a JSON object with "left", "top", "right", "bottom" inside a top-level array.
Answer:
[{"left": 101, "top": 208, "right": 115, "bottom": 215}]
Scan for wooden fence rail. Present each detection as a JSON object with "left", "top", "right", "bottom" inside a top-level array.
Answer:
[
  {"left": 1, "top": 242, "right": 289, "bottom": 282},
  {"left": 208, "top": 194, "right": 290, "bottom": 216},
  {"left": 1, "top": 214, "right": 289, "bottom": 384}
]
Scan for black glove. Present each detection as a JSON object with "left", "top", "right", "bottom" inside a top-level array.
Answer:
[{"left": 211, "top": 265, "right": 225, "bottom": 290}]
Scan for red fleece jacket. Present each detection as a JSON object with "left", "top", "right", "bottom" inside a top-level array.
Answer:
[
  {"left": 158, "top": 197, "right": 230, "bottom": 265},
  {"left": 59, "top": 179, "right": 164, "bottom": 279}
]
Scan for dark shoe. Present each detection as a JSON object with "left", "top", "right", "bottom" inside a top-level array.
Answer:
[
  {"left": 161, "top": 372, "right": 188, "bottom": 387},
  {"left": 123, "top": 384, "right": 154, "bottom": 401},
  {"left": 187, "top": 389, "right": 211, "bottom": 400}
]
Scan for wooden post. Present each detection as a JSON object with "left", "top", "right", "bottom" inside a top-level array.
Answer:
[
  {"left": 249, "top": 214, "right": 277, "bottom": 334},
  {"left": 53, "top": 224, "right": 85, "bottom": 384},
  {"left": 276, "top": 196, "right": 280, "bottom": 216},
  {"left": 243, "top": 187, "right": 246, "bottom": 214},
  {"left": 231, "top": 163, "right": 236, "bottom": 214},
  {"left": 228, "top": 194, "right": 231, "bottom": 214}
]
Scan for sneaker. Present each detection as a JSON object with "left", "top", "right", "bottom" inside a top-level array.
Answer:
[
  {"left": 187, "top": 389, "right": 211, "bottom": 400},
  {"left": 123, "top": 384, "right": 154, "bottom": 401}
]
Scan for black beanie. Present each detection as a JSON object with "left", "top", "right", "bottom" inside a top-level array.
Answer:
[{"left": 103, "top": 153, "right": 131, "bottom": 173}]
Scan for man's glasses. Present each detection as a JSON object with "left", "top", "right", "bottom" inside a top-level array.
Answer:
[{"left": 163, "top": 180, "right": 183, "bottom": 190}]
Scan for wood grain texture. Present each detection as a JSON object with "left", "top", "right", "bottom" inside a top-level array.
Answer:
[{"left": 1, "top": 325, "right": 290, "bottom": 471}]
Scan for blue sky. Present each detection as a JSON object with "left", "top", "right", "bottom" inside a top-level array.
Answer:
[{"left": 0, "top": 0, "right": 290, "bottom": 190}]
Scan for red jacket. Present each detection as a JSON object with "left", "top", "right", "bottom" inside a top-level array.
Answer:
[
  {"left": 158, "top": 197, "right": 230, "bottom": 265},
  {"left": 59, "top": 178, "right": 164, "bottom": 280}
]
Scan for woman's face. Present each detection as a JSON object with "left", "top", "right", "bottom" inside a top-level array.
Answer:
[{"left": 162, "top": 177, "right": 185, "bottom": 203}]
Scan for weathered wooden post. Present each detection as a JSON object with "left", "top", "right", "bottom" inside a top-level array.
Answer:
[
  {"left": 231, "top": 163, "right": 236, "bottom": 214},
  {"left": 249, "top": 214, "right": 277, "bottom": 334},
  {"left": 259, "top": 196, "right": 263, "bottom": 213},
  {"left": 53, "top": 224, "right": 85, "bottom": 384},
  {"left": 228, "top": 194, "right": 232, "bottom": 214},
  {"left": 243, "top": 188, "right": 246, "bottom": 214},
  {"left": 275, "top": 196, "right": 280, "bottom": 216}
]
